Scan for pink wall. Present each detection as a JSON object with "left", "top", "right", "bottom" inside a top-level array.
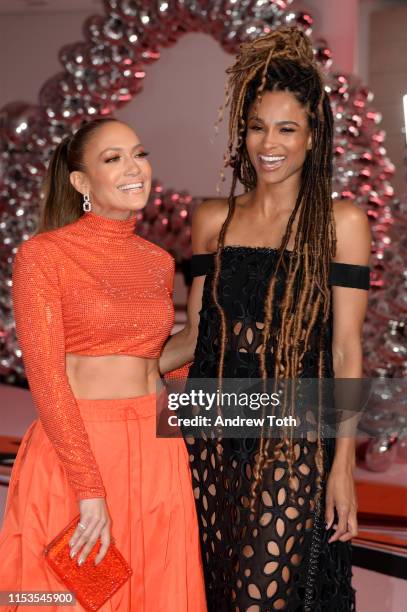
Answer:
[
  {"left": 0, "top": 11, "right": 233, "bottom": 198},
  {"left": 0, "top": 3, "right": 405, "bottom": 197},
  {"left": 116, "top": 32, "right": 233, "bottom": 198},
  {"left": 0, "top": 2, "right": 380, "bottom": 200},
  {"left": 0, "top": 12, "right": 92, "bottom": 106},
  {"left": 301, "top": 0, "right": 358, "bottom": 73}
]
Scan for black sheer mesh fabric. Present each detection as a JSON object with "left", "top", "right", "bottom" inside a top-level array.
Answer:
[{"left": 187, "top": 246, "right": 357, "bottom": 611}]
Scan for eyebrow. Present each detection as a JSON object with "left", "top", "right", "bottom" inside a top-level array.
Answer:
[
  {"left": 99, "top": 144, "right": 143, "bottom": 155},
  {"left": 248, "top": 116, "right": 301, "bottom": 127}
]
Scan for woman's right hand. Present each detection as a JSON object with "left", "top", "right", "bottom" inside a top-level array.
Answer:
[{"left": 68, "top": 497, "right": 111, "bottom": 566}]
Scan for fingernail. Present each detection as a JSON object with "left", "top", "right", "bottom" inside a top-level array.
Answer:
[
  {"left": 70, "top": 550, "right": 75, "bottom": 559},
  {"left": 78, "top": 557, "right": 84, "bottom": 566}
]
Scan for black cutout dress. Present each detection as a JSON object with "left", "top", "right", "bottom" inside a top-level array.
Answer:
[{"left": 187, "top": 246, "right": 369, "bottom": 612}]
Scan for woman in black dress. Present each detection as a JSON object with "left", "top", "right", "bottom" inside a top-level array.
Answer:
[{"left": 160, "top": 27, "right": 370, "bottom": 611}]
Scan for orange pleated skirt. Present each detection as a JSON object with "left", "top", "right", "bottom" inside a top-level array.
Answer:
[{"left": 0, "top": 393, "right": 207, "bottom": 611}]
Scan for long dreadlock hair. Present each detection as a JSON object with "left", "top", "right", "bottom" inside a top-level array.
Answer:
[{"left": 212, "top": 27, "right": 335, "bottom": 506}]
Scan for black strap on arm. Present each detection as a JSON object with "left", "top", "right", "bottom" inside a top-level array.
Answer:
[
  {"left": 190, "top": 253, "right": 214, "bottom": 277},
  {"left": 329, "top": 262, "right": 370, "bottom": 289}
]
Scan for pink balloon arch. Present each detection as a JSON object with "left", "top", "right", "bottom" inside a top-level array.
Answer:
[{"left": 0, "top": 0, "right": 405, "bottom": 387}]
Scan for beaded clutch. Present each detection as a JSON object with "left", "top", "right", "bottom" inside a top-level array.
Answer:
[{"left": 44, "top": 515, "right": 132, "bottom": 611}]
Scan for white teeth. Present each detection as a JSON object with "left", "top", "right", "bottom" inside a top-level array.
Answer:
[
  {"left": 259, "top": 155, "right": 286, "bottom": 162},
  {"left": 118, "top": 183, "right": 143, "bottom": 191}
]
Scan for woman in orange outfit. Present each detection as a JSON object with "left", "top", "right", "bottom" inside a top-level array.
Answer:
[{"left": 0, "top": 118, "right": 206, "bottom": 611}]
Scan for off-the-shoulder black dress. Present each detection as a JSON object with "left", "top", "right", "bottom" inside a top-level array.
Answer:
[{"left": 187, "top": 246, "right": 369, "bottom": 612}]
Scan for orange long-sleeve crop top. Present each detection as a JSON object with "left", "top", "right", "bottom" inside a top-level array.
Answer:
[{"left": 12, "top": 212, "right": 175, "bottom": 499}]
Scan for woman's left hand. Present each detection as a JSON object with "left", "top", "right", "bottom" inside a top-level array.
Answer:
[{"left": 325, "top": 463, "right": 358, "bottom": 543}]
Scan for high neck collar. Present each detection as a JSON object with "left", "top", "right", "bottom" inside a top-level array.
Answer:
[{"left": 76, "top": 211, "right": 136, "bottom": 239}]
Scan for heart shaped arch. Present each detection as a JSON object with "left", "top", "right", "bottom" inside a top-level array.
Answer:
[{"left": 0, "top": 0, "right": 401, "bottom": 380}]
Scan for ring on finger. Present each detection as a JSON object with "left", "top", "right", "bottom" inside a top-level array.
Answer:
[{"left": 78, "top": 522, "right": 87, "bottom": 531}]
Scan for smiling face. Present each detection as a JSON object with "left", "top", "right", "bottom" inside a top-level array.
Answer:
[
  {"left": 69, "top": 121, "right": 152, "bottom": 219},
  {"left": 245, "top": 89, "right": 312, "bottom": 189}
]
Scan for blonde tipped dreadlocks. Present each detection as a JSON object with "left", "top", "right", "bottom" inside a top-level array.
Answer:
[{"left": 212, "top": 27, "right": 336, "bottom": 507}]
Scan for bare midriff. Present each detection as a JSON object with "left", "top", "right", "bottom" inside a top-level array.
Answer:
[{"left": 66, "top": 353, "right": 163, "bottom": 400}]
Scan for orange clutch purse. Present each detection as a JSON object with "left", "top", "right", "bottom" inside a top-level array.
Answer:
[{"left": 43, "top": 515, "right": 132, "bottom": 611}]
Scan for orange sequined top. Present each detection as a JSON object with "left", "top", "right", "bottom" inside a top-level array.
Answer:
[{"left": 12, "top": 212, "right": 175, "bottom": 499}]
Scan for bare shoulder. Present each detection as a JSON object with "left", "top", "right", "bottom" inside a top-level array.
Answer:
[
  {"left": 193, "top": 197, "right": 229, "bottom": 226},
  {"left": 333, "top": 199, "right": 369, "bottom": 227},
  {"left": 332, "top": 199, "right": 371, "bottom": 264},
  {"left": 191, "top": 197, "right": 230, "bottom": 253}
]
